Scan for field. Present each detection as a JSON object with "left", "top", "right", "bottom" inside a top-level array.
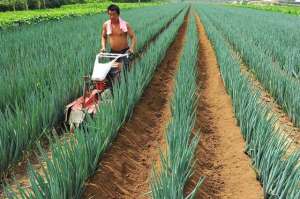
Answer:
[
  {"left": 1, "top": 2, "right": 300, "bottom": 199},
  {"left": 228, "top": 3, "right": 300, "bottom": 15},
  {"left": 0, "top": 2, "right": 160, "bottom": 28}
]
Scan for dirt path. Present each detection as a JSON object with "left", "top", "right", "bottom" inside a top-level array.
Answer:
[
  {"left": 185, "top": 14, "right": 263, "bottom": 199},
  {"left": 83, "top": 16, "right": 188, "bottom": 199}
]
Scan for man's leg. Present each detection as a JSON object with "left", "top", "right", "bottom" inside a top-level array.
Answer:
[
  {"left": 107, "top": 67, "right": 121, "bottom": 90},
  {"left": 107, "top": 47, "right": 129, "bottom": 91}
]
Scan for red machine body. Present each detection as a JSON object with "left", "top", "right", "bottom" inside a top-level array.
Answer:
[{"left": 64, "top": 53, "right": 129, "bottom": 132}]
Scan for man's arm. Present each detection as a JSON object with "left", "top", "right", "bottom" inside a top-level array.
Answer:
[
  {"left": 101, "top": 23, "right": 107, "bottom": 52},
  {"left": 127, "top": 23, "right": 136, "bottom": 53}
]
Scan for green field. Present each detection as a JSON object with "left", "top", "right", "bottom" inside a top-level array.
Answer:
[
  {"left": 0, "top": 2, "right": 161, "bottom": 28},
  {"left": 1, "top": 2, "right": 300, "bottom": 199},
  {"left": 1, "top": 4, "right": 188, "bottom": 197},
  {"left": 228, "top": 3, "right": 300, "bottom": 15}
]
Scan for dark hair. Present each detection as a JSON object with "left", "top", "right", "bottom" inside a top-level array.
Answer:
[{"left": 107, "top": 4, "right": 120, "bottom": 15}]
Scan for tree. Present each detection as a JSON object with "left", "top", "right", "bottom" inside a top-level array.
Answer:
[
  {"left": 45, "top": 0, "right": 61, "bottom": 8},
  {"left": 15, "top": 0, "right": 28, "bottom": 10},
  {"left": 28, "top": 0, "right": 41, "bottom": 9}
]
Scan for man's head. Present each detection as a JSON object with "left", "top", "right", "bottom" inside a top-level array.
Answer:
[{"left": 107, "top": 4, "right": 120, "bottom": 21}]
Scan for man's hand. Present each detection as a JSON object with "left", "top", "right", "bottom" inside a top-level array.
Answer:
[
  {"left": 126, "top": 49, "right": 134, "bottom": 61},
  {"left": 128, "top": 48, "right": 134, "bottom": 54},
  {"left": 127, "top": 48, "right": 134, "bottom": 56},
  {"left": 100, "top": 48, "right": 106, "bottom": 53},
  {"left": 127, "top": 23, "right": 136, "bottom": 55}
]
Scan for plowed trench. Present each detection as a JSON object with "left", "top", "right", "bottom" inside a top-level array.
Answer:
[
  {"left": 185, "top": 14, "right": 263, "bottom": 199},
  {"left": 83, "top": 16, "right": 188, "bottom": 199}
]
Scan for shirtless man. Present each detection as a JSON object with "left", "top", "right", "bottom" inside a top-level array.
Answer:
[{"left": 100, "top": 4, "right": 137, "bottom": 86}]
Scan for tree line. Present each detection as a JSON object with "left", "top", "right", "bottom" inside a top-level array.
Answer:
[
  {"left": 0, "top": 0, "right": 88, "bottom": 11},
  {"left": 0, "top": 0, "right": 150, "bottom": 12}
]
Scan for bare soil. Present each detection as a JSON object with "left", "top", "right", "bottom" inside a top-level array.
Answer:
[
  {"left": 82, "top": 16, "right": 188, "bottom": 199},
  {"left": 185, "top": 14, "right": 263, "bottom": 199}
]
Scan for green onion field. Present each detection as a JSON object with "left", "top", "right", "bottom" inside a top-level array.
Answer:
[{"left": 0, "top": 1, "right": 300, "bottom": 199}]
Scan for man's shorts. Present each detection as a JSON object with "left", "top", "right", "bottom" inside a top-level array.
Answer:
[
  {"left": 107, "top": 47, "right": 130, "bottom": 87},
  {"left": 110, "top": 47, "right": 130, "bottom": 69}
]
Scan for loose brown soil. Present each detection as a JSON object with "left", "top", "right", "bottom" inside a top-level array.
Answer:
[
  {"left": 82, "top": 16, "right": 188, "bottom": 199},
  {"left": 185, "top": 14, "right": 263, "bottom": 199}
]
